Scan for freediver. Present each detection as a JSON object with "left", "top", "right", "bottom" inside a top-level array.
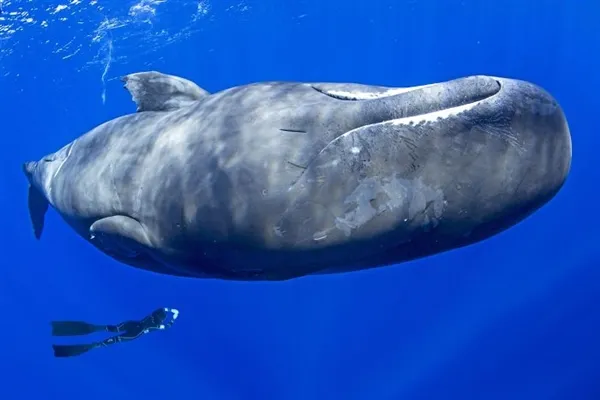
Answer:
[{"left": 51, "top": 307, "right": 179, "bottom": 357}]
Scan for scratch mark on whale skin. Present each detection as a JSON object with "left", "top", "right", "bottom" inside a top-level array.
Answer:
[{"left": 333, "top": 175, "right": 446, "bottom": 238}]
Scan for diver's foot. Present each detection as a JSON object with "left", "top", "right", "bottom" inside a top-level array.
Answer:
[
  {"left": 52, "top": 343, "right": 94, "bottom": 358},
  {"left": 51, "top": 321, "right": 105, "bottom": 336}
]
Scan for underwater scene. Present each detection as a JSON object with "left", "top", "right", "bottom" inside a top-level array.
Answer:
[{"left": 1, "top": 0, "right": 599, "bottom": 399}]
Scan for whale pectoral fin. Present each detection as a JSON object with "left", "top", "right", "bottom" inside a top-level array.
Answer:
[
  {"left": 121, "top": 71, "right": 210, "bottom": 112},
  {"left": 89, "top": 216, "right": 194, "bottom": 278},
  {"left": 89, "top": 215, "right": 153, "bottom": 258},
  {"left": 27, "top": 184, "right": 49, "bottom": 240}
]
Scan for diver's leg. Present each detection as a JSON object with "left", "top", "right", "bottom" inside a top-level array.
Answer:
[
  {"left": 52, "top": 328, "right": 149, "bottom": 358},
  {"left": 52, "top": 318, "right": 143, "bottom": 336},
  {"left": 106, "top": 320, "right": 140, "bottom": 333},
  {"left": 51, "top": 321, "right": 107, "bottom": 336}
]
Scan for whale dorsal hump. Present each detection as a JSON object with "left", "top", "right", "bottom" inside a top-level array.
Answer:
[{"left": 121, "top": 71, "right": 210, "bottom": 112}]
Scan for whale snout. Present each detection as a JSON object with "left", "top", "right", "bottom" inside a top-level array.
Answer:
[
  {"left": 430, "top": 76, "right": 573, "bottom": 243},
  {"left": 486, "top": 77, "right": 572, "bottom": 225}
]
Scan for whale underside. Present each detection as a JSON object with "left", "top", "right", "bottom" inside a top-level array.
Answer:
[{"left": 23, "top": 71, "right": 572, "bottom": 281}]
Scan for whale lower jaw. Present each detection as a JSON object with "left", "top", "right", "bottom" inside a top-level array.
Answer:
[{"left": 344, "top": 86, "right": 500, "bottom": 137}]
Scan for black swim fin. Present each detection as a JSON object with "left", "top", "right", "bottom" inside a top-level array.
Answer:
[
  {"left": 52, "top": 344, "right": 94, "bottom": 358},
  {"left": 51, "top": 321, "right": 103, "bottom": 336}
]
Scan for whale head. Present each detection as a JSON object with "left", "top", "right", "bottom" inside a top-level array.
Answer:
[{"left": 273, "top": 75, "right": 572, "bottom": 267}]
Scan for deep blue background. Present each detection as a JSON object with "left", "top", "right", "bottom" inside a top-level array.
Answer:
[{"left": 1, "top": 0, "right": 599, "bottom": 399}]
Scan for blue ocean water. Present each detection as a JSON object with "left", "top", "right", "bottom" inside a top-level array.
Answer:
[{"left": 1, "top": 0, "right": 599, "bottom": 398}]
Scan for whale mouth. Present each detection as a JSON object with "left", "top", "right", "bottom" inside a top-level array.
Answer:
[
  {"left": 384, "top": 80, "right": 503, "bottom": 127},
  {"left": 320, "top": 76, "right": 503, "bottom": 134}
]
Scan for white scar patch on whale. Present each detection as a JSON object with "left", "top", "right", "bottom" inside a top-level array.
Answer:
[{"left": 321, "top": 83, "right": 435, "bottom": 100}]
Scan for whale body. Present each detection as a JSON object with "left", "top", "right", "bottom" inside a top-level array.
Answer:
[{"left": 23, "top": 71, "right": 572, "bottom": 280}]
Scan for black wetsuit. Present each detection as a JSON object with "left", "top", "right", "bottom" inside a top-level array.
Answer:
[{"left": 51, "top": 307, "right": 179, "bottom": 358}]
